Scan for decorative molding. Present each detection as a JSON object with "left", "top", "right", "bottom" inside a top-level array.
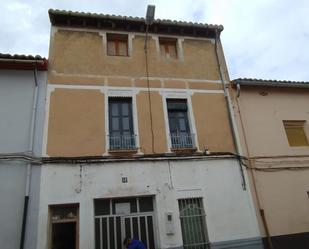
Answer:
[
  {"left": 50, "top": 71, "right": 222, "bottom": 84},
  {"left": 47, "top": 84, "right": 224, "bottom": 94}
]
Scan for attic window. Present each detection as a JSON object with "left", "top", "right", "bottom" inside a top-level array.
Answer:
[
  {"left": 107, "top": 33, "right": 128, "bottom": 56},
  {"left": 159, "top": 38, "right": 178, "bottom": 59},
  {"left": 283, "top": 120, "right": 309, "bottom": 147}
]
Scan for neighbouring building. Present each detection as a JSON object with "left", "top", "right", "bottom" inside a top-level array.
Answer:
[
  {"left": 35, "top": 9, "right": 264, "bottom": 249},
  {"left": 231, "top": 78, "right": 309, "bottom": 249},
  {"left": 0, "top": 54, "right": 47, "bottom": 249}
]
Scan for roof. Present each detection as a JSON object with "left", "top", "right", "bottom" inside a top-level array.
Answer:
[
  {"left": 48, "top": 9, "right": 223, "bottom": 39},
  {"left": 232, "top": 78, "right": 309, "bottom": 89},
  {"left": 0, "top": 53, "right": 48, "bottom": 70}
]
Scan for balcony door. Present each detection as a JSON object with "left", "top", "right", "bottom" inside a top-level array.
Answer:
[
  {"left": 109, "top": 97, "right": 135, "bottom": 150},
  {"left": 167, "top": 99, "right": 193, "bottom": 148}
]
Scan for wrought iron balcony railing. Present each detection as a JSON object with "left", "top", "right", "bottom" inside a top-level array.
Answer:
[
  {"left": 108, "top": 134, "right": 137, "bottom": 151},
  {"left": 170, "top": 133, "right": 195, "bottom": 149}
]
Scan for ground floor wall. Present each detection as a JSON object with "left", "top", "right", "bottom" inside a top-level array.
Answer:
[
  {"left": 0, "top": 162, "right": 40, "bottom": 249},
  {"left": 37, "top": 158, "right": 263, "bottom": 249},
  {"left": 247, "top": 158, "right": 309, "bottom": 249}
]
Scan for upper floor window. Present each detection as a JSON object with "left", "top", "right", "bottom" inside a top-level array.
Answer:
[
  {"left": 283, "top": 120, "right": 309, "bottom": 147},
  {"left": 107, "top": 33, "right": 128, "bottom": 56},
  {"left": 159, "top": 38, "right": 178, "bottom": 59},
  {"left": 167, "top": 99, "right": 194, "bottom": 149},
  {"left": 109, "top": 97, "right": 136, "bottom": 150}
]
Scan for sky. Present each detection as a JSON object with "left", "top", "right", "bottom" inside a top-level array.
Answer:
[{"left": 0, "top": 0, "right": 308, "bottom": 81}]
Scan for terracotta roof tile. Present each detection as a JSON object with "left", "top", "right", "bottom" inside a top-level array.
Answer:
[{"left": 232, "top": 78, "right": 309, "bottom": 88}]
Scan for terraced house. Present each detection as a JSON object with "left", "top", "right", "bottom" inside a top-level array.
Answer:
[
  {"left": 36, "top": 9, "right": 263, "bottom": 249},
  {"left": 231, "top": 79, "right": 309, "bottom": 249},
  {"left": 0, "top": 54, "right": 47, "bottom": 249}
]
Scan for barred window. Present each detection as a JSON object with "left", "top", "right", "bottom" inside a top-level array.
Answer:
[{"left": 178, "top": 198, "right": 210, "bottom": 249}]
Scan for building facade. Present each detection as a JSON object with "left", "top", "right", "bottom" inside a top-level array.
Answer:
[
  {"left": 231, "top": 79, "right": 309, "bottom": 249},
  {"left": 0, "top": 54, "right": 47, "bottom": 249},
  {"left": 34, "top": 10, "right": 263, "bottom": 249}
]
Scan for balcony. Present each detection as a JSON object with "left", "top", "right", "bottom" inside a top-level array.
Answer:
[
  {"left": 108, "top": 134, "right": 137, "bottom": 151},
  {"left": 170, "top": 133, "right": 195, "bottom": 149}
]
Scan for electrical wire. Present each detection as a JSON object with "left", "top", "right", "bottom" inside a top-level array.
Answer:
[
  {"left": 144, "top": 24, "right": 155, "bottom": 153},
  {"left": 2, "top": 151, "right": 309, "bottom": 171}
]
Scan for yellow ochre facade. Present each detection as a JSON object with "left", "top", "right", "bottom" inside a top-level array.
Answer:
[{"left": 45, "top": 23, "right": 234, "bottom": 157}]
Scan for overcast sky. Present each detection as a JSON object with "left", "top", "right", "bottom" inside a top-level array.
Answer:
[{"left": 1, "top": 0, "right": 308, "bottom": 81}]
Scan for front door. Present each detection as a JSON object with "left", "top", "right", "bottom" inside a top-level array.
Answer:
[{"left": 95, "top": 197, "right": 156, "bottom": 249}]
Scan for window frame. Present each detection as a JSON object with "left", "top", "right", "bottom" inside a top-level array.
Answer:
[
  {"left": 108, "top": 97, "right": 136, "bottom": 151},
  {"left": 178, "top": 198, "right": 210, "bottom": 249},
  {"left": 48, "top": 204, "right": 79, "bottom": 249},
  {"left": 105, "top": 90, "right": 141, "bottom": 154},
  {"left": 166, "top": 99, "right": 195, "bottom": 149},
  {"left": 159, "top": 37, "right": 178, "bottom": 59},
  {"left": 106, "top": 33, "right": 129, "bottom": 57},
  {"left": 161, "top": 92, "right": 199, "bottom": 152},
  {"left": 283, "top": 120, "right": 309, "bottom": 147},
  {"left": 167, "top": 99, "right": 191, "bottom": 133}
]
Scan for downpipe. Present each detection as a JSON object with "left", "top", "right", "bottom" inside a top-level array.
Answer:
[
  {"left": 20, "top": 65, "right": 39, "bottom": 249},
  {"left": 214, "top": 30, "right": 246, "bottom": 190}
]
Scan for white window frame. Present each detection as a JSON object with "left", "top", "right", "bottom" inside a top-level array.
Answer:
[
  {"left": 161, "top": 91, "right": 200, "bottom": 152},
  {"left": 103, "top": 89, "right": 142, "bottom": 155}
]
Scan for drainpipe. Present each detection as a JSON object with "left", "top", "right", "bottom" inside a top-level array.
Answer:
[
  {"left": 214, "top": 30, "right": 246, "bottom": 190},
  {"left": 19, "top": 64, "right": 39, "bottom": 249}
]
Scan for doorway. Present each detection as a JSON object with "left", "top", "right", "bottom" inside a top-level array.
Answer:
[
  {"left": 94, "top": 197, "right": 156, "bottom": 249},
  {"left": 49, "top": 204, "right": 79, "bottom": 249}
]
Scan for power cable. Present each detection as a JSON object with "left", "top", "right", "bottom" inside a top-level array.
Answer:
[{"left": 144, "top": 24, "right": 155, "bottom": 153}]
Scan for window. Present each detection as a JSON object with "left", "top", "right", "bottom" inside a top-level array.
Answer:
[
  {"left": 167, "top": 99, "right": 194, "bottom": 149},
  {"left": 283, "top": 120, "right": 309, "bottom": 146},
  {"left": 94, "top": 197, "right": 155, "bottom": 249},
  {"left": 178, "top": 198, "right": 210, "bottom": 249},
  {"left": 159, "top": 38, "right": 177, "bottom": 59},
  {"left": 109, "top": 97, "right": 136, "bottom": 150},
  {"left": 107, "top": 33, "right": 128, "bottom": 56},
  {"left": 49, "top": 204, "right": 79, "bottom": 249}
]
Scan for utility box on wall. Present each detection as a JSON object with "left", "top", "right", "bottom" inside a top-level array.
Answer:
[{"left": 165, "top": 212, "right": 175, "bottom": 235}]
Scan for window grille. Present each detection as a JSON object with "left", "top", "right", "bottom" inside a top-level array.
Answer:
[
  {"left": 178, "top": 198, "right": 210, "bottom": 249},
  {"left": 94, "top": 197, "right": 155, "bottom": 249}
]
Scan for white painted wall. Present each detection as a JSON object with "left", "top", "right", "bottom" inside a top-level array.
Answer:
[
  {"left": 0, "top": 69, "right": 47, "bottom": 249},
  {"left": 37, "top": 158, "right": 260, "bottom": 249}
]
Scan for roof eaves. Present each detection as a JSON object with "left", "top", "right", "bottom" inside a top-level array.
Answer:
[
  {"left": 232, "top": 78, "right": 309, "bottom": 88},
  {"left": 0, "top": 53, "right": 46, "bottom": 61},
  {"left": 0, "top": 53, "right": 48, "bottom": 70},
  {"left": 48, "top": 9, "right": 224, "bottom": 32}
]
